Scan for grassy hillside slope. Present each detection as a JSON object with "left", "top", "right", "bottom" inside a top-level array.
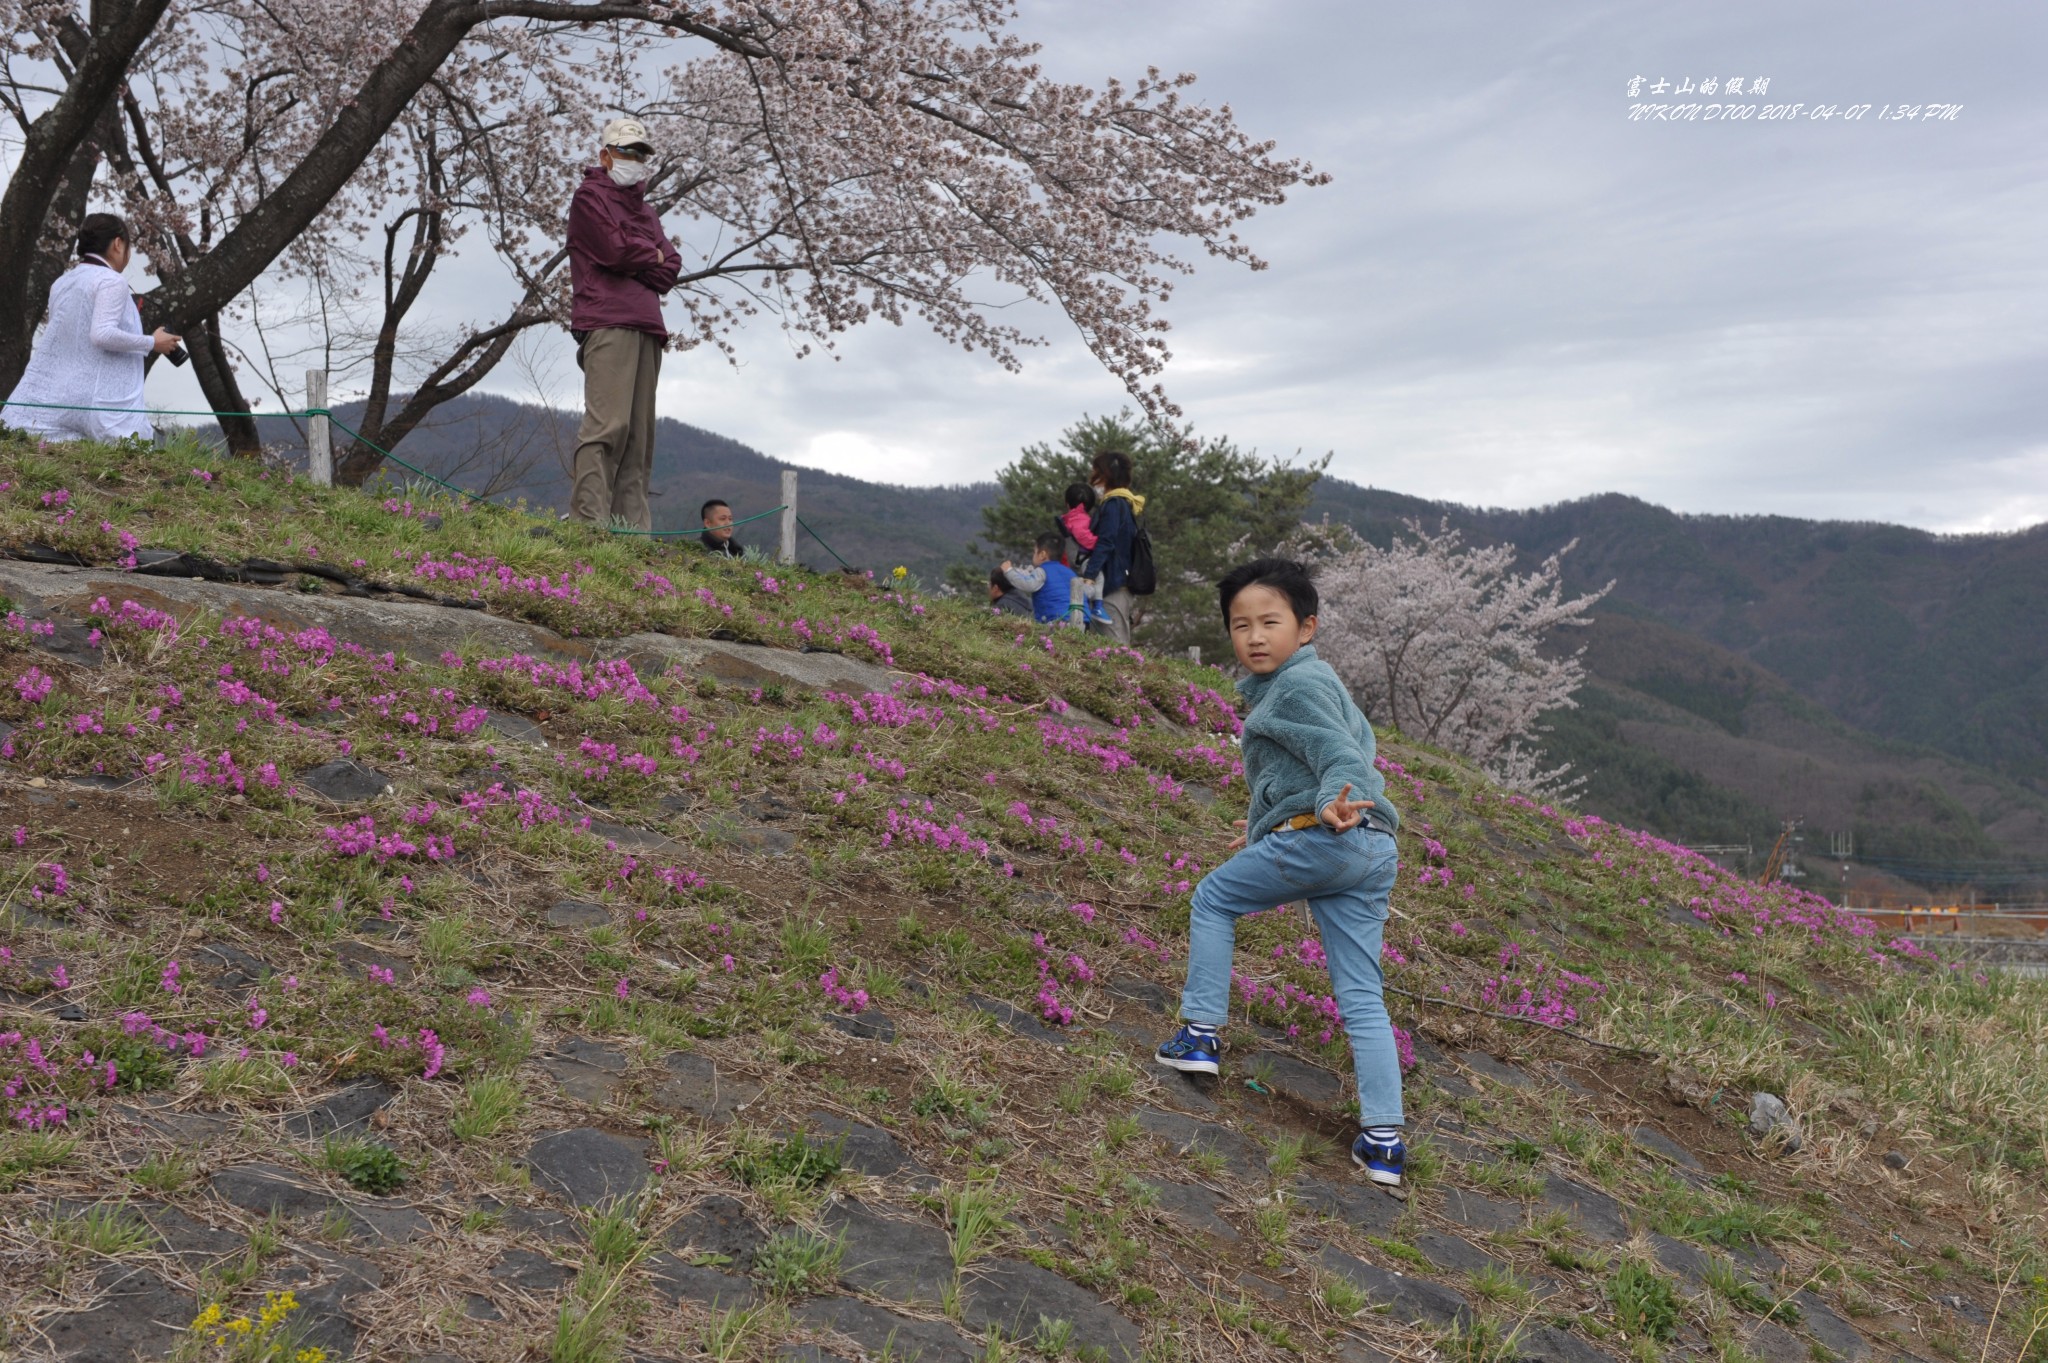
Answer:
[{"left": 12, "top": 433, "right": 2042, "bottom": 1363}]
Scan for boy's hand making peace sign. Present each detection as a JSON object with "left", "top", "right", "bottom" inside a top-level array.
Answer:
[{"left": 1319, "top": 783, "right": 1375, "bottom": 833}]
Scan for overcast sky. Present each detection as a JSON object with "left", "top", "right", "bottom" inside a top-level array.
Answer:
[{"left": 145, "top": 0, "right": 2046, "bottom": 531}]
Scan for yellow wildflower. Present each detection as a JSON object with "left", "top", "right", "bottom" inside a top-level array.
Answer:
[
  {"left": 258, "top": 1290, "right": 299, "bottom": 1330},
  {"left": 225, "top": 1316, "right": 253, "bottom": 1335},
  {"left": 295, "top": 1349, "right": 329, "bottom": 1363},
  {"left": 189, "top": 1303, "right": 223, "bottom": 1332},
  {"left": 892, "top": 565, "right": 907, "bottom": 579}
]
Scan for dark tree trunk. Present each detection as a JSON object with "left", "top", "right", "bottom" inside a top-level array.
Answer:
[{"left": 183, "top": 317, "right": 260, "bottom": 457}]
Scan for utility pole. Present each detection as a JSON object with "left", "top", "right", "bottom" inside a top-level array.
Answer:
[{"left": 778, "top": 470, "right": 797, "bottom": 566}]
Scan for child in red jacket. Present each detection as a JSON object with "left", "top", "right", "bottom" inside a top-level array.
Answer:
[{"left": 1059, "top": 483, "right": 1110, "bottom": 627}]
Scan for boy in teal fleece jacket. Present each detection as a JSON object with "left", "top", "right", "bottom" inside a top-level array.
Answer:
[{"left": 1155, "top": 557, "right": 1410, "bottom": 1185}]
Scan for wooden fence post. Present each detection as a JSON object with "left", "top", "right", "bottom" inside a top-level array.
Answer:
[
  {"left": 779, "top": 469, "right": 798, "bottom": 565},
  {"left": 306, "top": 369, "right": 331, "bottom": 486}
]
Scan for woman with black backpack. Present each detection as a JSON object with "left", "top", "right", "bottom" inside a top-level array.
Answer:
[{"left": 1077, "top": 448, "right": 1155, "bottom": 645}]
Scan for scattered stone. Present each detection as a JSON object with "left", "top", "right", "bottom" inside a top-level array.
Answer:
[
  {"left": 667, "top": 1194, "right": 769, "bottom": 1269},
  {"left": 546, "top": 899, "right": 611, "bottom": 929},
  {"left": 1459, "top": 1050, "right": 1532, "bottom": 1088},
  {"left": 1413, "top": 1230, "right": 1505, "bottom": 1276},
  {"left": 306, "top": 1248, "right": 383, "bottom": 1300},
  {"left": 1438, "top": 1187, "right": 1520, "bottom": 1233},
  {"left": 283, "top": 1079, "right": 396, "bottom": 1140},
  {"left": 1134, "top": 1107, "right": 1262, "bottom": 1176},
  {"left": 960, "top": 1259, "right": 1145, "bottom": 1361},
  {"left": 349, "top": 1200, "right": 431, "bottom": 1246},
  {"left": 299, "top": 758, "right": 393, "bottom": 802},
  {"left": 777, "top": 1347, "right": 854, "bottom": 1363},
  {"left": 1235, "top": 1272, "right": 1288, "bottom": 1302},
  {"left": 1512, "top": 1324, "right": 1612, "bottom": 1363},
  {"left": 334, "top": 940, "right": 413, "bottom": 984},
  {"left": 823, "top": 1199, "right": 955, "bottom": 1305},
  {"left": 1631, "top": 1125, "right": 1705, "bottom": 1171},
  {"left": 211, "top": 1163, "right": 341, "bottom": 1220},
  {"left": 1649, "top": 1233, "right": 1718, "bottom": 1286},
  {"left": 494, "top": 1204, "right": 581, "bottom": 1243},
  {"left": 1314, "top": 1243, "right": 1473, "bottom": 1329},
  {"left": 1138, "top": 1179, "right": 1240, "bottom": 1241},
  {"left": 524, "top": 1128, "right": 649, "bottom": 1207},
  {"left": 485, "top": 710, "right": 546, "bottom": 746},
  {"left": 646, "top": 1254, "right": 760, "bottom": 1310},
  {"left": 1151, "top": 1068, "right": 1220, "bottom": 1114},
  {"left": 703, "top": 813, "right": 796, "bottom": 856},
  {"left": 1747, "top": 1093, "right": 1802, "bottom": 1151},
  {"left": 1935, "top": 1294, "right": 1991, "bottom": 1326},
  {"left": 490, "top": 1248, "right": 574, "bottom": 1295},
  {"left": 464, "top": 1295, "right": 502, "bottom": 1321},
  {"left": 40, "top": 1264, "right": 197, "bottom": 1362},
  {"left": 825, "top": 1010, "right": 897, "bottom": 1042},
  {"left": 1247, "top": 1050, "right": 1343, "bottom": 1109},
  {"left": 137, "top": 1203, "right": 241, "bottom": 1263},
  {"left": 965, "top": 993, "right": 1072, "bottom": 1046},
  {"left": 587, "top": 817, "right": 676, "bottom": 852},
  {"left": 1290, "top": 1178, "right": 1403, "bottom": 1235},
  {"left": 651, "top": 1051, "right": 764, "bottom": 1122},
  {"left": 1792, "top": 1292, "right": 1872, "bottom": 1362},
  {"left": 540, "top": 1037, "right": 630, "bottom": 1104},
  {"left": 805, "top": 1112, "right": 928, "bottom": 1179},
  {"left": 1107, "top": 977, "right": 1175, "bottom": 1015},
  {"left": 1745, "top": 1320, "right": 1809, "bottom": 1363},
  {"left": 1883, "top": 1150, "right": 1909, "bottom": 1171},
  {"left": 191, "top": 941, "right": 271, "bottom": 991},
  {"left": 1539, "top": 1174, "right": 1630, "bottom": 1243},
  {"left": 795, "top": 1296, "right": 978, "bottom": 1363}
]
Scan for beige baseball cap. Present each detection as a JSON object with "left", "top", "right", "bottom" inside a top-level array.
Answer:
[{"left": 602, "top": 117, "right": 653, "bottom": 151}]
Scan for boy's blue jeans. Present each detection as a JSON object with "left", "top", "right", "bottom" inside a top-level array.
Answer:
[{"left": 1178, "top": 823, "right": 1404, "bottom": 1127}]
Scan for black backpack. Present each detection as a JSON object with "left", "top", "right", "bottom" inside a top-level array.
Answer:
[{"left": 1125, "top": 510, "right": 1157, "bottom": 597}]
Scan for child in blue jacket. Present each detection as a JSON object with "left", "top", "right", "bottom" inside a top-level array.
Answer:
[{"left": 1155, "top": 557, "right": 1409, "bottom": 1184}]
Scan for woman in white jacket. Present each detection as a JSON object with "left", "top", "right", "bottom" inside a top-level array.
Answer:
[{"left": 1, "top": 213, "right": 182, "bottom": 442}]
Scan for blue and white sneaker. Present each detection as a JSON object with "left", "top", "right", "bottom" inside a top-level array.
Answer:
[
  {"left": 1154, "top": 1025, "right": 1221, "bottom": 1076},
  {"left": 1352, "top": 1132, "right": 1406, "bottom": 1186}
]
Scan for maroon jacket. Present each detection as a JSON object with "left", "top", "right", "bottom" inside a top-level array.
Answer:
[{"left": 567, "top": 166, "right": 681, "bottom": 337}]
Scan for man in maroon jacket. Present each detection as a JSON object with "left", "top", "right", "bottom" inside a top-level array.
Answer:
[{"left": 567, "top": 117, "right": 682, "bottom": 531}]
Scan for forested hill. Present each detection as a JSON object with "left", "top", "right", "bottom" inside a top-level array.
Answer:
[{"left": 251, "top": 394, "right": 2048, "bottom": 871}]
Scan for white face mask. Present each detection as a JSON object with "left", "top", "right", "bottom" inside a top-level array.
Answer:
[{"left": 607, "top": 156, "right": 651, "bottom": 188}]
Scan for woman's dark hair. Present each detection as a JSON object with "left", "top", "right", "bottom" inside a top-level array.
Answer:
[
  {"left": 1218, "top": 557, "right": 1318, "bottom": 625},
  {"left": 75, "top": 213, "right": 128, "bottom": 260},
  {"left": 1089, "top": 448, "right": 1132, "bottom": 490},
  {"left": 1063, "top": 481, "right": 1096, "bottom": 510}
]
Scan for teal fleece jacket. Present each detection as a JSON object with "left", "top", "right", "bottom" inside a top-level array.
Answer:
[{"left": 1236, "top": 644, "right": 1399, "bottom": 844}]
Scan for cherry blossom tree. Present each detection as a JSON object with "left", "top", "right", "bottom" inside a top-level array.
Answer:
[
  {"left": 1295, "top": 519, "right": 1612, "bottom": 796},
  {"left": 2, "top": 1, "right": 1325, "bottom": 481}
]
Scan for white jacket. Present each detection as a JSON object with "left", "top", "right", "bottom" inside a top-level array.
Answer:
[{"left": 2, "top": 258, "right": 156, "bottom": 441}]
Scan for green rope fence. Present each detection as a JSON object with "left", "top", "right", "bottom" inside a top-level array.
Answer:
[{"left": 2, "top": 398, "right": 812, "bottom": 546}]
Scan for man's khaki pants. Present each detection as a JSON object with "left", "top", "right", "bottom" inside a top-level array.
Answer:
[{"left": 571, "top": 328, "right": 660, "bottom": 531}]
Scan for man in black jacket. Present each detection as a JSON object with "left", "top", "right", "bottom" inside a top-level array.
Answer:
[{"left": 700, "top": 499, "right": 745, "bottom": 557}]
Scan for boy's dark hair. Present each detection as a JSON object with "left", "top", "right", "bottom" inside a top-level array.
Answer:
[
  {"left": 988, "top": 566, "right": 1010, "bottom": 590},
  {"left": 1034, "top": 531, "right": 1064, "bottom": 557},
  {"left": 1089, "top": 448, "right": 1133, "bottom": 490},
  {"left": 699, "top": 498, "right": 729, "bottom": 521},
  {"left": 1063, "top": 481, "right": 1096, "bottom": 510},
  {"left": 76, "top": 213, "right": 127, "bottom": 260},
  {"left": 1218, "top": 557, "right": 1318, "bottom": 625}
]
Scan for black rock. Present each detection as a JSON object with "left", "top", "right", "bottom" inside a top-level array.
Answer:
[
  {"left": 299, "top": 759, "right": 393, "bottom": 802},
  {"left": 1792, "top": 1291, "right": 1873, "bottom": 1362},
  {"left": 667, "top": 1193, "right": 769, "bottom": 1269},
  {"left": 1512, "top": 1324, "right": 1613, "bottom": 1363},
  {"left": 1439, "top": 1187, "right": 1520, "bottom": 1233},
  {"left": 804, "top": 1113, "right": 927, "bottom": 1178},
  {"left": 1539, "top": 1173, "right": 1630, "bottom": 1243},
  {"left": 524, "top": 1128, "right": 649, "bottom": 1208},
  {"left": 795, "top": 1296, "right": 978, "bottom": 1363},
  {"left": 1632, "top": 1124, "right": 1705, "bottom": 1171},
  {"left": 1134, "top": 1107, "right": 1262, "bottom": 1176},
  {"left": 138, "top": 1202, "right": 241, "bottom": 1263},
  {"left": 1413, "top": 1230, "right": 1505, "bottom": 1276},
  {"left": 646, "top": 1253, "right": 760, "bottom": 1310},
  {"left": 1138, "top": 1179, "right": 1239, "bottom": 1241},
  {"left": 650, "top": 1051, "right": 763, "bottom": 1121},
  {"left": 540, "top": 1037, "right": 629, "bottom": 1104},
  {"left": 490, "top": 1248, "right": 574, "bottom": 1294},
  {"left": 1883, "top": 1150, "right": 1910, "bottom": 1170},
  {"left": 1315, "top": 1243, "right": 1473, "bottom": 1329},
  {"left": 1649, "top": 1233, "right": 1718, "bottom": 1285},
  {"left": 1290, "top": 1177, "right": 1403, "bottom": 1235},
  {"left": 1459, "top": 1050, "right": 1532, "bottom": 1088},
  {"left": 960, "top": 1259, "right": 1145, "bottom": 1361},
  {"left": 334, "top": 940, "right": 412, "bottom": 984},
  {"left": 777, "top": 1347, "right": 855, "bottom": 1363},
  {"left": 211, "top": 1162, "right": 342, "bottom": 1220},
  {"left": 966, "top": 994, "right": 1075, "bottom": 1045},
  {"left": 40, "top": 1264, "right": 197, "bottom": 1362},
  {"left": 1246, "top": 1050, "right": 1343, "bottom": 1109},
  {"left": 484, "top": 710, "right": 547, "bottom": 746},
  {"left": 825, "top": 1010, "right": 897, "bottom": 1042},
  {"left": 1106, "top": 977, "right": 1175, "bottom": 1015},
  {"left": 823, "top": 1200, "right": 954, "bottom": 1305},
  {"left": 464, "top": 1295, "right": 502, "bottom": 1321},
  {"left": 547, "top": 899, "right": 610, "bottom": 929},
  {"left": 284, "top": 1079, "right": 396, "bottom": 1140}
]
